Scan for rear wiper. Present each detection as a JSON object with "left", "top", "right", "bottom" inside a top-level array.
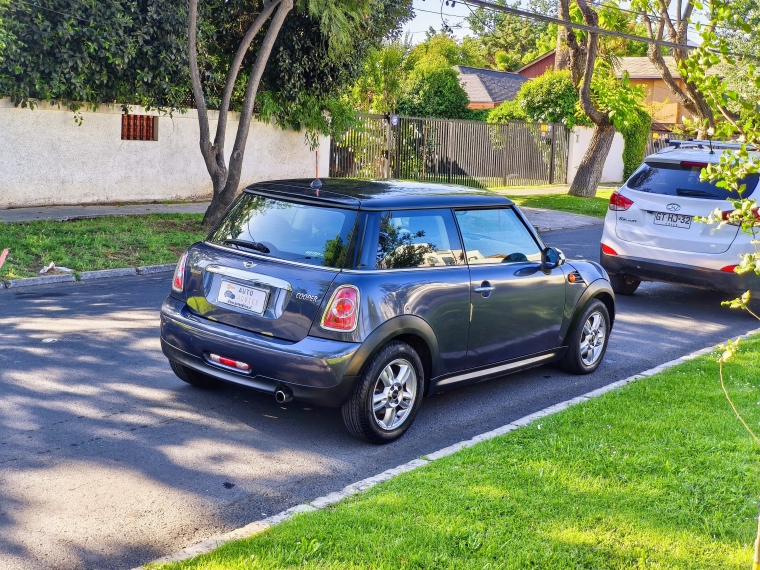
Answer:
[
  {"left": 676, "top": 188, "right": 717, "bottom": 198},
  {"left": 223, "top": 238, "right": 270, "bottom": 254}
]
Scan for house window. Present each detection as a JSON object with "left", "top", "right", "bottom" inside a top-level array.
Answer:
[{"left": 121, "top": 114, "right": 158, "bottom": 141}]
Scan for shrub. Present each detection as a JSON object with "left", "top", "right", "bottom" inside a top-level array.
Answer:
[
  {"left": 619, "top": 107, "right": 652, "bottom": 179},
  {"left": 487, "top": 69, "right": 578, "bottom": 127},
  {"left": 486, "top": 98, "right": 526, "bottom": 123},
  {"left": 519, "top": 70, "right": 579, "bottom": 126},
  {"left": 397, "top": 66, "right": 470, "bottom": 119}
]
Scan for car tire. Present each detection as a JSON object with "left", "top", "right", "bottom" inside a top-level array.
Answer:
[
  {"left": 342, "top": 341, "right": 425, "bottom": 444},
  {"left": 169, "top": 361, "right": 222, "bottom": 389},
  {"left": 560, "top": 299, "right": 611, "bottom": 375},
  {"left": 610, "top": 274, "right": 641, "bottom": 295}
]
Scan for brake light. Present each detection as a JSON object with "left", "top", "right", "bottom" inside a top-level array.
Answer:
[
  {"left": 209, "top": 353, "right": 250, "bottom": 371},
  {"left": 681, "top": 161, "right": 708, "bottom": 169},
  {"left": 609, "top": 192, "right": 634, "bottom": 211},
  {"left": 722, "top": 209, "right": 760, "bottom": 225},
  {"left": 601, "top": 244, "right": 618, "bottom": 256},
  {"left": 321, "top": 286, "right": 359, "bottom": 332},
  {"left": 721, "top": 265, "right": 738, "bottom": 273},
  {"left": 172, "top": 251, "right": 188, "bottom": 293}
]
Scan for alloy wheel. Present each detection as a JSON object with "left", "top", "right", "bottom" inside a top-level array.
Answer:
[
  {"left": 580, "top": 311, "right": 606, "bottom": 366},
  {"left": 372, "top": 358, "right": 418, "bottom": 431}
]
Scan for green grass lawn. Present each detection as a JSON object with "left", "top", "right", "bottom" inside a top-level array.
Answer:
[
  {"left": 0, "top": 214, "right": 206, "bottom": 280},
  {"left": 154, "top": 337, "right": 760, "bottom": 570},
  {"left": 505, "top": 189, "right": 615, "bottom": 219}
]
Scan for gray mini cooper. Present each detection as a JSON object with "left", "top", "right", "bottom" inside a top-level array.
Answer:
[{"left": 161, "top": 179, "right": 615, "bottom": 443}]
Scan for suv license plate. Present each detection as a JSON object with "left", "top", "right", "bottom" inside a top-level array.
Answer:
[
  {"left": 217, "top": 280, "right": 268, "bottom": 314},
  {"left": 653, "top": 212, "right": 692, "bottom": 229}
]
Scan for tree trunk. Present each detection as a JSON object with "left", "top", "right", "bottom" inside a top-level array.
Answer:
[
  {"left": 555, "top": 3, "right": 569, "bottom": 72},
  {"left": 568, "top": 124, "right": 615, "bottom": 197},
  {"left": 197, "top": 0, "right": 293, "bottom": 230}
]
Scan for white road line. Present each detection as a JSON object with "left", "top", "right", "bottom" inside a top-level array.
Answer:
[{"left": 138, "top": 327, "right": 760, "bottom": 568}]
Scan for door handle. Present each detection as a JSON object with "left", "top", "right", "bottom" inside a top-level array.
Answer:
[{"left": 474, "top": 281, "right": 495, "bottom": 295}]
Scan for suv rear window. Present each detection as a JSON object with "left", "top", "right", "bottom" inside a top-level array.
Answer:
[
  {"left": 208, "top": 194, "right": 357, "bottom": 268},
  {"left": 627, "top": 161, "right": 760, "bottom": 200}
]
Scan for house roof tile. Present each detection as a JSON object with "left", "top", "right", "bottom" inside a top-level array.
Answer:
[{"left": 454, "top": 66, "right": 528, "bottom": 104}]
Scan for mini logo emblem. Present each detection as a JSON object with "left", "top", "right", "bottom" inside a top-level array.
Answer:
[
  {"left": 243, "top": 261, "right": 257, "bottom": 269},
  {"left": 666, "top": 203, "right": 681, "bottom": 212}
]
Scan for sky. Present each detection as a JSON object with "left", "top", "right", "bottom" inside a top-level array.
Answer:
[
  {"left": 401, "top": 0, "right": 476, "bottom": 42},
  {"left": 400, "top": 0, "right": 705, "bottom": 46}
]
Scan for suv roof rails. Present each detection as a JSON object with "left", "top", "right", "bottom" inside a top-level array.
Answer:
[{"left": 666, "top": 139, "right": 757, "bottom": 151}]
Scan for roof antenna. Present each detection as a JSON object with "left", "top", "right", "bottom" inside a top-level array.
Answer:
[
  {"left": 311, "top": 150, "right": 322, "bottom": 190},
  {"left": 707, "top": 127, "right": 715, "bottom": 154}
]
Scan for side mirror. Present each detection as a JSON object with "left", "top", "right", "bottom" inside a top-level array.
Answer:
[{"left": 541, "top": 247, "right": 566, "bottom": 269}]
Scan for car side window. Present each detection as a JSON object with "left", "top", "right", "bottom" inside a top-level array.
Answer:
[
  {"left": 376, "top": 209, "right": 464, "bottom": 269},
  {"left": 455, "top": 208, "right": 541, "bottom": 265}
]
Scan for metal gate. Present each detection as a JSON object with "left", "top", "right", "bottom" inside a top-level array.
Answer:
[{"left": 330, "top": 115, "right": 569, "bottom": 188}]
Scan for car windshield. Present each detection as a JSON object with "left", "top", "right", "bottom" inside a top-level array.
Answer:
[
  {"left": 207, "top": 194, "right": 357, "bottom": 268},
  {"left": 627, "top": 160, "right": 760, "bottom": 200}
]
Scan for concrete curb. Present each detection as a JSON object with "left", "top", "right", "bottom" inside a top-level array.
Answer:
[
  {"left": 137, "top": 327, "right": 760, "bottom": 568},
  {"left": 79, "top": 268, "right": 138, "bottom": 280},
  {"left": 1, "top": 263, "right": 175, "bottom": 289},
  {"left": 4, "top": 274, "right": 77, "bottom": 288},
  {"left": 137, "top": 263, "right": 176, "bottom": 275}
]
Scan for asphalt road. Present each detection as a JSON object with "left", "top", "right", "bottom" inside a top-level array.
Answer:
[{"left": 1, "top": 225, "right": 757, "bottom": 570}]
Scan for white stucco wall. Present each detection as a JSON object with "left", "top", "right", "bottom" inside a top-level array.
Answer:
[
  {"left": 0, "top": 99, "right": 330, "bottom": 208},
  {"left": 566, "top": 126, "right": 625, "bottom": 185}
]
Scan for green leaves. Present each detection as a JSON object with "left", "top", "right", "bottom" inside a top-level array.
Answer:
[{"left": 1, "top": 0, "right": 190, "bottom": 111}]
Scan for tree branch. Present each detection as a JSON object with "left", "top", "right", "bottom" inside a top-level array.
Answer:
[
  {"left": 657, "top": 0, "right": 679, "bottom": 43},
  {"left": 574, "top": 0, "right": 609, "bottom": 126},
  {"left": 188, "top": 0, "right": 216, "bottom": 177},
  {"left": 558, "top": 0, "right": 585, "bottom": 86},
  {"left": 213, "top": 0, "right": 281, "bottom": 161},
  {"left": 226, "top": 0, "right": 294, "bottom": 192}
]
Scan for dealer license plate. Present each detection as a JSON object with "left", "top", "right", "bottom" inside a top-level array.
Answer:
[
  {"left": 653, "top": 212, "right": 692, "bottom": 229},
  {"left": 216, "top": 280, "right": 268, "bottom": 314}
]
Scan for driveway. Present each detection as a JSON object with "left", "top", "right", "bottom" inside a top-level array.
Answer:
[{"left": 0, "top": 225, "right": 755, "bottom": 569}]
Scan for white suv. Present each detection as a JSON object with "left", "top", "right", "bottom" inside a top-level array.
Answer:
[{"left": 600, "top": 141, "right": 760, "bottom": 295}]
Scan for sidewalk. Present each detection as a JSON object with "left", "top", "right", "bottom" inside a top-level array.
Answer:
[
  {"left": 0, "top": 202, "right": 209, "bottom": 223},
  {"left": 0, "top": 200, "right": 601, "bottom": 233}
]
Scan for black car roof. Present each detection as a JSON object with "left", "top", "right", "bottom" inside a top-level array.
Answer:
[{"left": 244, "top": 179, "right": 513, "bottom": 210}]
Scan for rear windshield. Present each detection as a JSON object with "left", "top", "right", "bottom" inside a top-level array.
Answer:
[
  {"left": 627, "top": 161, "right": 760, "bottom": 200},
  {"left": 208, "top": 194, "right": 357, "bottom": 268}
]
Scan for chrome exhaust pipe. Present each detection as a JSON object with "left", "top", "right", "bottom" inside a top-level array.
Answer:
[{"left": 275, "top": 386, "right": 293, "bottom": 404}]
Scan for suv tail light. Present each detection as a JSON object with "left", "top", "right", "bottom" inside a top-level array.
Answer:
[
  {"left": 722, "top": 209, "right": 760, "bottom": 226},
  {"left": 601, "top": 244, "right": 618, "bottom": 256},
  {"left": 172, "top": 251, "right": 189, "bottom": 293},
  {"left": 321, "top": 286, "right": 359, "bottom": 332},
  {"left": 609, "top": 192, "right": 634, "bottom": 211}
]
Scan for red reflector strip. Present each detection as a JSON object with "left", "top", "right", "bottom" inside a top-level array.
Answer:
[
  {"left": 601, "top": 244, "right": 618, "bottom": 256},
  {"left": 209, "top": 353, "right": 250, "bottom": 371},
  {"left": 680, "top": 161, "right": 708, "bottom": 168},
  {"left": 721, "top": 265, "right": 738, "bottom": 273}
]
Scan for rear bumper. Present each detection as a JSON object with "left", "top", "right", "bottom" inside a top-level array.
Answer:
[
  {"left": 600, "top": 250, "right": 760, "bottom": 294},
  {"left": 160, "top": 296, "right": 360, "bottom": 407}
]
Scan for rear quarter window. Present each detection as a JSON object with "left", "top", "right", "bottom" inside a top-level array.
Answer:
[{"left": 627, "top": 161, "right": 760, "bottom": 200}]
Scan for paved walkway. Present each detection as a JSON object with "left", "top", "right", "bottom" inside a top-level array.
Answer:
[
  {"left": 0, "top": 199, "right": 602, "bottom": 232},
  {"left": 0, "top": 202, "right": 209, "bottom": 223}
]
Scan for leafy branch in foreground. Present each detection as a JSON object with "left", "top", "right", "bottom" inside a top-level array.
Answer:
[{"left": 686, "top": 2, "right": 760, "bottom": 567}]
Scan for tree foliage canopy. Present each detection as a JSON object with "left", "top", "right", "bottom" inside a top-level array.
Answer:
[
  {"left": 349, "top": 30, "right": 480, "bottom": 120},
  {"left": 1, "top": 0, "right": 189, "bottom": 109},
  {"left": 0, "top": 0, "right": 412, "bottom": 138}
]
